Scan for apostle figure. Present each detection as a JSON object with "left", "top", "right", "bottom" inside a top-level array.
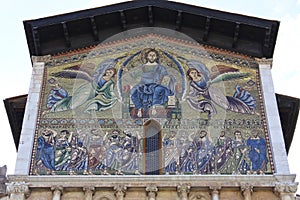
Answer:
[{"left": 246, "top": 130, "right": 268, "bottom": 173}]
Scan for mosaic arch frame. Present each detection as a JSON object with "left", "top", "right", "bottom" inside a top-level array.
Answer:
[{"left": 30, "top": 32, "right": 274, "bottom": 176}]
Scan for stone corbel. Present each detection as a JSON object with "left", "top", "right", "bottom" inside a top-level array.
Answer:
[
  {"left": 114, "top": 184, "right": 127, "bottom": 200},
  {"left": 274, "top": 182, "right": 298, "bottom": 200},
  {"left": 240, "top": 183, "right": 253, "bottom": 200},
  {"left": 6, "top": 181, "right": 30, "bottom": 200},
  {"left": 83, "top": 186, "right": 95, "bottom": 200},
  {"left": 31, "top": 55, "right": 52, "bottom": 64},
  {"left": 146, "top": 184, "right": 158, "bottom": 200},
  {"left": 254, "top": 57, "right": 273, "bottom": 69},
  {"left": 209, "top": 185, "right": 221, "bottom": 200},
  {"left": 177, "top": 184, "right": 191, "bottom": 200},
  {"left": 51, "top": 186, "right": 63, "bottom": 200}
]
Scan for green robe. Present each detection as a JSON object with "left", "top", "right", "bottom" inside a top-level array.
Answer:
[{"left": 50, "top": 79, "right": 117, "bottom": 113}]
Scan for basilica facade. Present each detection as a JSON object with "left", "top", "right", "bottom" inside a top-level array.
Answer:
[{"left": 2, "top": 1, "right": 298, "bottom": 199}]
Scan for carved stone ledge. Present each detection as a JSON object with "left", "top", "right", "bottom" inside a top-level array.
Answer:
[{"left": 6, "top": 174, "right": 297, "bottom": 189}]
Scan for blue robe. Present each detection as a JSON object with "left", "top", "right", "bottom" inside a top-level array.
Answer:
[
  {"left": 246, "top": 136, "right": 268, "bottom": 171},
  {"left": 36, "top": 136, "right": 56, "bottom": 170},
  {"left": 131, "top": 63, "right": 174, "bottom": 111},
  {"left": 46, "top": 86, "right": 68, "bottom": 109}
]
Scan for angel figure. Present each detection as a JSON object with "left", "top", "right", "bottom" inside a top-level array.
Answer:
[
  {"left": 186, "top": 60, "right": 256, "bottom": 116},
  {"left": 46, "top": 59, "right": 118, "bottom": 113}
]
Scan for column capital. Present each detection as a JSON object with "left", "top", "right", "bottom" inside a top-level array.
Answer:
[
  {"left": 83, "top": 186, "right": 95, "bottom": 200},
  {"left": 177, "top": 183, "right": 191, "bottom": 193},
  {"left": 274, "top": 182, "right": 298, "bottom": 194},
  {"left": 51, "top": 185, "right": 63, "bottom": 193},
  {"left": 209, "top": 184, "right": 221, "bottom": 192},
  {"left": 146, "top": 184, "right": 158, "bottom": 193},
  {"left": 114, "top": 184, "right": 127, "bottom": 198},
  {"left": 83, "top": 186, "right": 95, "bottom": 193},
  {"left": 255, "top": 57, "right": 273, "bottom": 68},
  {"left": 146, "top": 184, "right": 158, "bottom": 200},
  {"left": 82, "top": 186, "right": 95, "bottom": 192},
  {"left": 6, "top": 181, "right": 30, "bottom": 197},
  {"left": 177, "top": 184, "right": 190, "bottom": 200},
  {"left": 240, "top": 183, "right": 253, "bottom": 193},
  {"left": 240, "top": 183, "right": 253, "bottom": 200}
]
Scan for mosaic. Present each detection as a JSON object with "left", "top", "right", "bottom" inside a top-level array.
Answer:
[{"left": 30, "top": 34, "right": 274, "bottom": 175}]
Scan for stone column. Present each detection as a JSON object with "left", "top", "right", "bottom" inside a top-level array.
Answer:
[
  {"left": 240, "top": 183, "right": 253, "bottom": 200},
  {"left": 6, "top": 182, "right": 30, "bottom": 200},
  {"left": 51, "top": 186, "right": 63, "bottom": 200},
  {"left": 209, "top": 185, "right": 221, "bottom": 200},
  {"left": 256, "top": 57, "right": 289, "bottom": 174},
  {"left": 114, "top": 185, "right": 127, "bottom": 200},
  {"left": 177, "top": 184, "right": 190, "bottom": 200},
  {"left": 146, "top": 185, "right": 158, "bottom": 200},
  {"left": 274, "top": 182, "right": 298, "bottom": 200},
  {"left": 83, "top": 186, "right": 95, "bottom": 200}
]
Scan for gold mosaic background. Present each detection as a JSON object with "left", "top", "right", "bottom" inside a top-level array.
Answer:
[{"left": 30, "top": 34, "right": 273, "bottom": 175}]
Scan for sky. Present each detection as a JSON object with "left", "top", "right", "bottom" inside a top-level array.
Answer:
[{"left": 0, "top": 0, "right": 299, "bottom": 192}]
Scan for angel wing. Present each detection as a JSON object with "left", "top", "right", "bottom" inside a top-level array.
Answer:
[
  {"left": 51, "top": 69, "right": 93, "bottom": 82},
  {"left": 50, "top": 63, "right": 96, "bottom": 82},
  {"left": 210, "top": 65, "right": 249, "bottom": 84}
]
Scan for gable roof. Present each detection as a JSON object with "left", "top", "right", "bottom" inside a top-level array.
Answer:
[{"left": 23, "top": 0, "right": 279, "bottom": 58}]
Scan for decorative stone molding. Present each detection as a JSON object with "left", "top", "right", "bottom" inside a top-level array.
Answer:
[
  {"left": 114, "top": 185, "right": 127, "bottom": 200},
  {"left": 209, "top": 185, "right": 221, "bottom": 200},
  {"left": 240, "top": 183, "right": 253, "bottom": 200},
  {"left": 6, "top": 181, "right": 30, "bottom": 199},
  {"left": 274, "top": 182, "right": 298, "bottom": 200},
  {"left": 255, "top": 57, "right": 273, "bottom": 68},
  {"left": 177, "top": 184, "right": 191, "bottom": 200},
  {"left": 31, "top": 55, "right": 52, "bottom": 63},
  {"left": 146, "top": 184, "right": 158, "bottom": 200},
  {"left": 83, "top": 186, "right": 95, "bottom": 200},
  {"left": 51, "top": 186, "right": 63, "bottom": 200}
]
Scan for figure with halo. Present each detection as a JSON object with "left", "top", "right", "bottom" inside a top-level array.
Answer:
[
  {"left": 129, "top": 48, "right": 175, "bottom": 118},
  {"left": 46, "top": 59, "right": 119, "bottom": 113}
]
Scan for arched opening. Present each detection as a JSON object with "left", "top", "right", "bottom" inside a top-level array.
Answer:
[{"left": 143, "top": 119, "right": 162, "bottom": 175}]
